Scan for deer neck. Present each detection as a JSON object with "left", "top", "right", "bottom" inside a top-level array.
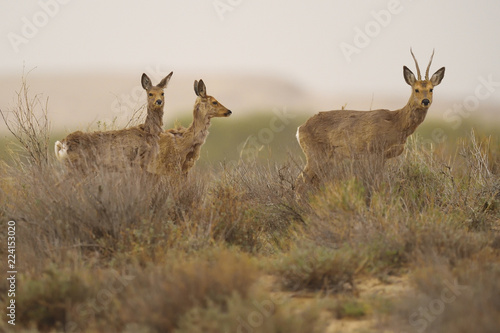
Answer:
[
  {"left": 143, "top": 106, "right": 164, "bottom": 136},
  {"left": 396, "top": 98, "right": 429, "bottom": 138},
  {"left": 187, "top": 103, "right": 211, "bottom": 144}
]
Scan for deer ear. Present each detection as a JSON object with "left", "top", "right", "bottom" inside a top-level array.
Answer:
[
  {"left": 194, "top": 80, "right": 199, "bottom": 96},
  {"left": 430, "top": 67, "right": 445, "bottom": 86},
  {"left": 157, "top": 71, "right": 173, "bottom": 89},
  {"left": 197, "top": 80, "right": 207, "bottom": 98},
  {"left": 142, "top": 73, "right": 152, "bottom": 90},
  {"left": 403, "top": 66, "right": 416, "bottom": 86}
]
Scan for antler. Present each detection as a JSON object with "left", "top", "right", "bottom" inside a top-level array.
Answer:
[
  {"left": 410, "top": 48, "right": 422, "bottom": 80},
  {"left": 425, "top": 49, "right": 435, "bottom": 80}
]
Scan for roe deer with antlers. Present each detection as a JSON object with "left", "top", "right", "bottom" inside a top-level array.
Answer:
[
  {"left": 296, "top": 49, "right": 445, "bottom": 185},
  {"left": 54, "top": 72, "right": 173, "bottom": 172},
  {"left": 148, "top": 80, "right": 232, "bottom": 175}
]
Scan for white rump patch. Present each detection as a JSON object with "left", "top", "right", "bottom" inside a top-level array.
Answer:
[{"left": 54, "top": 141, "right": 68, "bottom": 161}]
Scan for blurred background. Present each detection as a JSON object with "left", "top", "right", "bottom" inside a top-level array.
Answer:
[{"left": 1, "top": 0, "right": 499, "bottom": 163}]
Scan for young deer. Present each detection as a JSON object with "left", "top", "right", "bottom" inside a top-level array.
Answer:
[
  {"left": 296, "top": 50, "right": 445, "bottom": 185},
  {"left": 148, "top": 80, "right": 232, "bottom": 175},
  {"left": 55, "top": 72, "right": 173, "bottom": 172}
]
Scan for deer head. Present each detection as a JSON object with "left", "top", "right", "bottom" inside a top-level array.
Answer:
[
  {"left": 141, "top": 72, "right": 173, "bottom": 110},
  {"left": 193, "top": 80, "right": 232, "bottom": 119},
  {"left": 403, "top": 49, "right": 445, "bottom": 109}
]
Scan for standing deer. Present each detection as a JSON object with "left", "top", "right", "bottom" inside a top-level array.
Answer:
[
  {"left": 148, "top": 79, "right": 232, "bottom": 175},
  {"left": 296, "top": 49, "right": 445, "bottom": 185},
  {"left": 55, "top": 72, "right": 173, "bottom": 171}
]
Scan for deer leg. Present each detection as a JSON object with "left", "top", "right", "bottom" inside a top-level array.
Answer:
[
  {"left": 300, "top": 164, "right": 321, "bottom": 187},
  {"left": 295, "top": 167, "right": 315, "bottom": 199}
]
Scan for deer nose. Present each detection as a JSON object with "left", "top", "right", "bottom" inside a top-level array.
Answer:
[
  {"left": 156, "top": 99, "right": 162, "bottom": 105},
  {"left": 422, "top": 99, "right": 430, "bottom": 106},
  {"left": 226, "top": 110, "right": 232, "bottom": 116}
]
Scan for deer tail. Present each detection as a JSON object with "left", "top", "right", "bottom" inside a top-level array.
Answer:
[{"left": 54, "top": 140, "right": 68, "bottom": 161}]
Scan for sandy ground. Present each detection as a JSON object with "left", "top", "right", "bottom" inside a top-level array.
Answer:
[{"left": 256, "top": 274, "right": 411, "bottom": 333}]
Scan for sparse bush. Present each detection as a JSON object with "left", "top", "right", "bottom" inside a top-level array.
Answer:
[
  {"left": 209, "top": 181, "right": 264, "bottom": 251},
  {"left": 0, "top": 74, "right": 50, "bottom": 168},
  {"left": 273, "top": 243, "right": 358, "bottom": 293}
]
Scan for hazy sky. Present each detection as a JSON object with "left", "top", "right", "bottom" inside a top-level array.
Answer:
[{"left": 2, "top": 0, "right": 500, "bottom": 111}]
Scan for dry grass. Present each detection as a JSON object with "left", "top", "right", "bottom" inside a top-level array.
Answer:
[{"left": 1, "top": 81, "right": 499, "bottom": 332}]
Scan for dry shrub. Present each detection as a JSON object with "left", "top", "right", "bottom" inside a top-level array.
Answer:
[
  {"left": 0, "top": 73, "right": 50, "bottom": 168},
  {"left": 386, "top": 257, "right": 500, "bottom": 333},
  {"left": 392, "top": 147, "right": 448, "bottom": 212},
  {"left": 3, "top": 249, "right": 261, "bottom": 332},
  {"left": 3, "top": 262, "right": 136, "bottom": 332},
  {"left": 295, "top": 146, "right": 387, "bottom": 203},
  {"left": 210, "top": 182, "right": 264, "bottom": 251},
  {"left": 307, "top": 188, "right": 491, "bottom": 275},
  {"left": 4, "top": 160, "right": 211, "bottom": 265},
  {"left": 119, "top": 249, "right": 260, "bottom": 332},
  {"left": 272, "top": 243, "right": 358, "bottom": 293},
  {"left": 181, "top": 161, "right": 304, "bottom": 253},
  {"left": 175, "top": 292, "right": 327, "bottom": 333},
  {"left": 3, "top": 152, "right": 302, "bottom": 269},
  {"left": 301, "top": 135, "right": 498, "bottom": 275},
  {"left": 456, "top": 132, "right": 500, "bottom": 231},
  {"left": 16, "top": 267, "right": 89, "bottom": 332},
  {"left": 306, "top": 177, "right": 369, "bottom": 247}
]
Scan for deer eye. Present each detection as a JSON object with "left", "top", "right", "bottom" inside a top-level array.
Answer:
[
  {"left": 212, "top": 101, "right": 218, "bottom": 105},
  {"left": 161, "top": 93, "right": 164, "bottom": 96},
  {"left": 429, "top": 89, "right": 433, "bottom": 92},
  {"left": 415, "top": 89, "right": 420, "bottom": 93},
  {"left": 149, "top": 93, "right": 153, "bottom": 96}
]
